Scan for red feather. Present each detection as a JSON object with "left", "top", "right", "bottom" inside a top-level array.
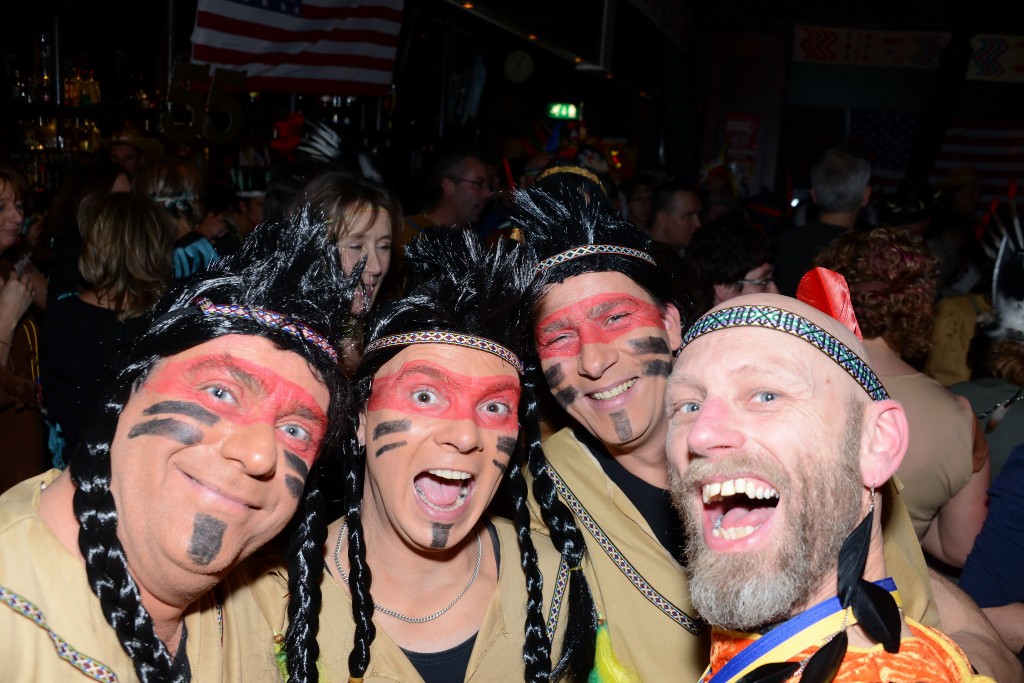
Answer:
[{"left": 796, "top": 267, "right": 863, "bottom": 340}]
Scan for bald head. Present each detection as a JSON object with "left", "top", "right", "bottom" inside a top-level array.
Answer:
[{"left": 680, "top": 292, "right": 885, "bottom": 403}]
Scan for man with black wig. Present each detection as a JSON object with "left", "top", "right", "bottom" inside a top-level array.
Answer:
[
  {"left": 0, "top": 209, "right": 357, "bottom": 682},
  {"left": 307, "top": 230, "right": 598, "bottom": 682},
  {"left": 512, "top": 181, "right": 1018, "bottom": 681}
]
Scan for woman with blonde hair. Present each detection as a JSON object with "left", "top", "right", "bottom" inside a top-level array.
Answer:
[
  {"left": 291, "top": 170, "right": 402, "bottom": 369},
  {"left": 42, "top": 191, "right": 177, "bottom": 462}
]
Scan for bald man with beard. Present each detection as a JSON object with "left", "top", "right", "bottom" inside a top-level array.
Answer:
[{"left": 666, "top": 292, "right": 1021, "bottom": 682}]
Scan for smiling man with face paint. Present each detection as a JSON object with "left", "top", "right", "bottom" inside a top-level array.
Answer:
[
  {"left": 0, "top": 210, "right": 357, "bottom": 682},
  {"left": 311, "top": 230, "right": 598, "bottom": 683},
  {"left": 510, "top": 183, "right": 1012, "bottom": 682}
]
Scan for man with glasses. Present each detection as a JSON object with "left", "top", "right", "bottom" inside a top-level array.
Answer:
[
  {"left": 686, "top": 216, "right": 779, "bottom": 314},
  {"left": 402, "top": 152, "right": 492, "bottom": 236}
]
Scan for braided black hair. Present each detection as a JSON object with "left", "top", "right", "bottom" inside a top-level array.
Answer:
[
  {"left": 69, "top": 209, "right": 358, "bottom": 683},
  {"left": 343, "top": 230, "right": 559, "bottom": 681},
  {"left": 509, "top": 181, "right": 703, "bottom": 678}
]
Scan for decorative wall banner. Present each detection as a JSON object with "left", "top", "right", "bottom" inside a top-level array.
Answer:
[
  {"left": 794, "top": 26, "right": 949, "bottom": 68},
  {"left": 967, "top": 35, "right": 1024, "bottom": 83}
]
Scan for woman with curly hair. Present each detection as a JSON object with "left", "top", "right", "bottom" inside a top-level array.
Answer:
[{"left": 816, "top": 227, "right": 989, "bottom": 568}]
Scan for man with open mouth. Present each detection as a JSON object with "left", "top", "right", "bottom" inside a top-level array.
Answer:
[
  {"left": 312, "top": 230, "right": 597, "bottom": 683},
  {"left": 513, "top": 181, "right": 1020, "bottom": 682},
  {"left": 666, "top": 288, "right": 1012, "bottom": 682}
]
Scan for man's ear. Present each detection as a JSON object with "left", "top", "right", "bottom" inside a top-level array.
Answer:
[
  {"left": 859, "top": 399, "right": 908, "bottom": 486},
  {"left": 440, "top": 177, "right": 455, "bottom": 198},
  {"left": 357, "top": 411, "right": 368, "bottom": 449},
  {"left": 810, "top": 189, "right": 818, "bottom": 206},
  {"left": 662, "top": 303, "right": 683, "bottom": 352},
  {"left": 712, "top": 283, "right": 736, "bottom": 306}
]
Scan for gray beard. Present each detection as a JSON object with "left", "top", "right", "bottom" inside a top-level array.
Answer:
[{"left": 672, "top": 408, "right": 865, "bottom": 631}]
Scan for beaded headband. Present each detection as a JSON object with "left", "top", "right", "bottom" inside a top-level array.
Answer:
[
  {"left": 195, "top": 297, "right": 338, "bottom": 362},
  {"left": 363, "top": 331, "right": 524, "bottom": 375},
  {"left": 535, "top": 244, "right": 657, "bottom": 273},
  {"left": 682, "top": 304, "right": 888, "bottom": 401},
  {"left": 536, "top": 165, "right": 604, "bottom": 190}
]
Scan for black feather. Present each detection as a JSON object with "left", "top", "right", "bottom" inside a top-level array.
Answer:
[
  {"left": 851, "top": 579, "right": 901, "bottom": 654},
  {"left": 836, "top": 507, "right": 873, "bottom": 608},
  {"left": 800, "top": 630, "right": 848, "bottom": 683},
  {"left": 737, "top": 661, "right": 801, "bottom": 683}
]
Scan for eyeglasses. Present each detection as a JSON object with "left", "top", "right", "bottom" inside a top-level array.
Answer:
[
  {"left": 736, "top": 276, "right": 775, "bottom": 287},
  {"left": 446, "top": 176, "right": 488, "bottom": 190}
]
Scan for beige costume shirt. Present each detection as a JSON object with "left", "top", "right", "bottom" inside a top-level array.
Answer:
[
  {"left": 0, "top": 471, "right": 286, "bottom": 682},
  {"left": 528, "top": 427, "right": 941, "bottom": 682},
  {"left": 309, "top": 516, "right": 579, "bottom": 682}
]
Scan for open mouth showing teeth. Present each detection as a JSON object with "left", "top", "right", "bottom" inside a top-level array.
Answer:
[
  {"left": 703, "top": 477, "right": 780, "bottom": 541},
  {"left": 590, "top": 378, "right": 637, "bottom": 401},
  {"left": 414, "top": 469, "right": 474, "bottom": 512}
]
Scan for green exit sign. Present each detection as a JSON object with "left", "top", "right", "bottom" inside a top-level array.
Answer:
[{"left": 547, "top": 102, "right": 579, "bottom": 120}]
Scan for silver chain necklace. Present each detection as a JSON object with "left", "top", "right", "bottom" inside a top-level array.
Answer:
[{"left": 332, "top": 520, "right": 483, "bottom": 624}]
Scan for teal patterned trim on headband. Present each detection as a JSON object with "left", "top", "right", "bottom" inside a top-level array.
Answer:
[
  {"left": 363, "top": 331, "right": 524, "bottom": 375},
  {"left": 535, "top": 244, "right": 656, "bottom": 273},
  {"left": 682, "top": 305, "right": 889, "bottom": 401}
]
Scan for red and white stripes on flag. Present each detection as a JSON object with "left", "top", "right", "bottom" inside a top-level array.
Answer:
[
  {"left": 928, "top": 118, "right": 1024, "bottom": 206},
  {"left": 191, "top": 0, "right": 404, "bottom": 96}
]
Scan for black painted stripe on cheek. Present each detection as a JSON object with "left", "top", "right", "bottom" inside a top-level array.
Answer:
[
  {"left": 643, "top": 359, "right": 672, "bottom": 378},
  {"left": 128, "top": 418, "right": 203, "bottom": 446},
  {"left": 375, "top": 441, "right": 406, "bottom": 457},
  {"left": 284, "top": 451, "right": 310, "bottom": 480},
  {"left": 492, "top": 459, "right": 507, "bottom": 474},
  {"left": 143, "top": 400, "right": 219, "bottom": 426},
  {"left": 285, "top": 475, "right": 303, "bottom": 499},
  {"left": 187, "top": 513, "right": 226, "bottom": 566},
  {"left": 496, "top": 436, "right": 516, "bottom": 456},
  {"left": 431, "top": 523, "right": 453, "bottom": 549},
  {"left": 544, "top": 363, "right": 565, "bottom": 388},
  {"left": 630, "top": 336, "right": 671, "bottom": 356},
  {"left": 554, "top": 386, "right": 579, "bottom": 408},
  {"left": 611, "top": 410, "right": 633, "bottom": 440},
  {"left": 373, "top": 419, "right": 411, "bottom": 440}
]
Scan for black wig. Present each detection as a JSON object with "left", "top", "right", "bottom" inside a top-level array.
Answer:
[
  {"left": 342, "top": 229, "right": 592, "bottom": 681},
  {"left": 509, "top": 181, "right": 700, "bottom": 679},
  {"left": 69, "top": 209, "right": 359, "bottom": 683}
]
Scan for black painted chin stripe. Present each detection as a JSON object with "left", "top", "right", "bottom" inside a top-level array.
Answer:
[
  {"left": 554, "top": 386, "right": 579, "bottom": 408},
  {"left": 375, "top": 441, "right": 406, "bottom": 458},
  {"left": 373, "top": 419, "right": 411, "bottom": 440},
  {"left": 492, "top": 459, "right": 507, "bottom": 474},
  {"left": 642, "top": 359, "right": 672, "bottom": 378},
  {"left": 496, "top": 436, "right": 516, "bottom": 456},
  {"left": 143, "top": 400, "right": 219, "bottom": 426},
  {"left": 544, "top": 364, "right": 565, "bottom": 387},
  {"left": 128, "top": 418, "right": 203, "bottom": 446},
  {"left": 610, "top": 410, "right": 633, "bottom": 441},
  {"left": 187, "top": 513, "right": 226, "bottom": 566},
  {"left": 431, "top": 523, "right": 453, "bottom": 548},
  {"left": 284, "top": 475, "right": 303, "bottom": 499},
  {"left": 284, "top": 451, "right": 310, "bottom": 479},
  {"left": 629, "top": 336, "right": 671, "bottom": 356}
]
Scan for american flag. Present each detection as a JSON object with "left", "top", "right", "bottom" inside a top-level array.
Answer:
[
  {"left": 190, "top": 0, "right": 404, "bottom": 96},
  {"left": 928, "top": 118, "right": 1024, "bottom": 206},
  {"left": 847, "top": 109, "right": 920, "bottom": 194}
]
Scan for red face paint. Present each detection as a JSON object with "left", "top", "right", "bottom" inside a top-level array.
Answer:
[
  {"left": 367, "top": 360, "right": 520, "bottom": 432},
  {"left": 535, "top": 292, "right": 665, "bottom": 360},
  {"left": 144, "top": 353, "right": 328, "bottom": 462}
]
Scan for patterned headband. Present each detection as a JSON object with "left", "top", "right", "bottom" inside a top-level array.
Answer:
[
  {"left": 536, "top": 165, "right": 604, "bottom": 189},
  {"left": 363, "top": 331, "right": 524, "bottom": 375},
  {"left": 681, "top": 304, "right": 888, "bottom": 401},
  {"left": 535, "top": 244, "right": 657, "bottom": 273},
  {"left": 195, "top": 298, "right": 338, "bottom": 362}
]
